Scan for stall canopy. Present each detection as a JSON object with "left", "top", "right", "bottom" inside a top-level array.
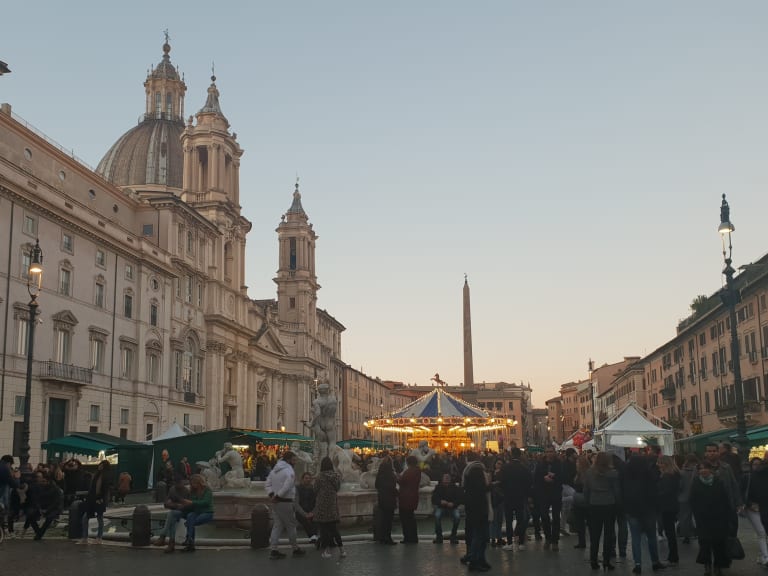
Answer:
[
  {"left": 595, "top": 404, "right": 675, "bottom": 455},
  {"left": 337, "top": 438, "right": 393, "bottom": 450},
  {"left": 235, "top": 430, "right": 313, "bottom": 447},
  {"left": 42, "top": 432, "right": 153, "bottom": 490}
]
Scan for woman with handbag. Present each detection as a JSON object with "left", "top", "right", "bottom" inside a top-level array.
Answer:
[
  {"left": 690, "top": 461, "right": 732, "bottom": 575},
  {"left": 741, "top": 458, "right": 768, "bottom": 566}
]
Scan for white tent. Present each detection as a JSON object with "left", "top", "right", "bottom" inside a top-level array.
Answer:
[
  {"left": 595, "top": 404, "right": 674, "bottom": 455},
  {"left": 146, "top": 422, "right": 187, "bottom": 488},
  {"left": 151, "top": 422, "right": 187, "bottom": 443}
]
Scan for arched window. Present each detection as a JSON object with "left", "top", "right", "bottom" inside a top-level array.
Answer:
[{"left": 224, "top": 242, "right": 233, "bottom": 284}]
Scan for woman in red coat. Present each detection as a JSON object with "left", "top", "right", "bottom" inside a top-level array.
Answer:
[{"left": 398, "top": 455, "right": 422, "bottom": 544}]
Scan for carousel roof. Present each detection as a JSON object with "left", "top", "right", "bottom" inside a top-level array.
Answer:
[{"left": 392, "top": 388, "right": 488, "bottom": 419}]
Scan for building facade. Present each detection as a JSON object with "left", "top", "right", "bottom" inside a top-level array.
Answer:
[{"left": 0, "top": 41, "right": 349, "bottom": 460}]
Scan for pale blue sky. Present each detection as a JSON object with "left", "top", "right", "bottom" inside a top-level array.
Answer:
[{"left": 3, "top": 2, "right": 768, "bottom": 406}]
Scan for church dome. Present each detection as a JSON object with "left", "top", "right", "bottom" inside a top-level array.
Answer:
[
  {"left": 96, "top": 118, "right": 184, "bottom": 188},
  {"left": 96, "top": 38, "right": 187, "bottom": 189}
]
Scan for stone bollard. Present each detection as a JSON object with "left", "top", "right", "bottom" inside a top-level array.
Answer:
[
  {"left": 68, "top": 500, "right": 85, "bottom": 540},
  {"left": 250, "top": 504, "right": 272, "bottom": 549},
  {"left": 131, "top": 504, "right": 151, "bottom": 547}
]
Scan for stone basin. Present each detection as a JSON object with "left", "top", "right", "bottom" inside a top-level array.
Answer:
[{"left": 213, "top": 480, "right": 438, "bottom": 529}]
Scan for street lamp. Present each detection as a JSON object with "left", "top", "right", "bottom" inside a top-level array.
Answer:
[
  {"left": 718, "top": 194, "right": 748, "bottom": 466},
  {"left": 379, "top": 401, "right": 384, "bottom": 449},
  {"left": 20, "top": 239, "right": 43, "bottom": 475}
]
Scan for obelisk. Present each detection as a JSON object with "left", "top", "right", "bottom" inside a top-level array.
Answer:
[{"left": 463, "top": 274, "right": 475, "bottom": 392}]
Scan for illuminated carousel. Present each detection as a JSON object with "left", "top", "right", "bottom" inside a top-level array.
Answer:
[{"left": 364, "top": 388, "right": 518, "bottom": 452}]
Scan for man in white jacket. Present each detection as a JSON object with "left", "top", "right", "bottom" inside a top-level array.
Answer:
[{"left": 265, "top": 451, "right": 305, "bottom": 559}]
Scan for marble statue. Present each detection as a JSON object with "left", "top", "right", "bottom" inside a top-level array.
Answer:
[
  {"left": 329, "top": 444, "right": 361, "bottom": 483},
  {"left": 198, "top": 442, "right": 251, "bottom": 490},
  {"left": 410, "top": 440, "right": 436, "bottom": 487},
  {"left": 310, "top": 382, "right": 337, "bottom": 462},
  {"left": 358, "top": 456, "right": 381, "bottom": 489},
  {"left": 291, "top": 441, "right": 316, "bottom": 479}
]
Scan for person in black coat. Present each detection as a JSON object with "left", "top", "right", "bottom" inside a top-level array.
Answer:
[
  {"left": 462, "top": 452, "right": 491, "bottom": 572},
  {"left": 79, "top": 460, "right": 112, "bottom": 543},
  {"left": 374, "top": 456, "right": 398, "bottom": 545},
  {"left": 690, "top": 461, "right": 732, "bottom": 575},
  {"left": 534, "top": 445, "right": 563, "bottom": 550},
  {"left": 657, "top": 456, "right": 681, "bottom": 565},
  {"left": 623, "top": 454, "right": 664, "bottom": 573},
  {"left": 431, "top": 472, "right": 463, "bottom": 543},
  {"left": 24, "top": 471, "right": 63, "bottom": 540},
  {"left": 500, "top": 447, "right": 533, "bottom": 549}
]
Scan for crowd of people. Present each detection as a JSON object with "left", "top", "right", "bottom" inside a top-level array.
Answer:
[{"left": 2, "top": 439, "right": 767, "bottom": 575}]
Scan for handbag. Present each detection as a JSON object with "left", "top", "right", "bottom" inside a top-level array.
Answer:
[{"left": 727, "top": 536, "right": 745, "bottom": 560}]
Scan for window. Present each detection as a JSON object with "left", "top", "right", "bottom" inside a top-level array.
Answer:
[
  {"left": 125, "top": 264, "right": 134, "bottom": 280},
  {"left": 150, "top": 303, "right": 158, "bottom": 326},
  {"left": 143, "top": 224, "right": 154, "bottom": 237},
  {"left": 183, "top": 413, "right": 190, "bottom": 429},
  {"left": 187, "top": 230, "right": 194, "bottom": 255},
  {"left": 120, "top": 408, "right": 129, "bottom": 425},
  {"left": 16, "top": 316, "right": 27, "bottom": 356},
  {"left": 89, "top": 425, "right": 99, "bottom": 433},
  {"left": 147, "top": 353, "right": 159, "bottom": 385},
  {"left": 166, "top": 92, "right": 173, "bottom": 116},
  {"left": 95, "top": 249, "right": 106, "bottom": 267},
  {"left": 120, "top": 428, "right": 128, "bottom": 440},
  {"left": 197, "top": 283, "right": 203, "bottom": 307},
  {"left": 90, "top": 336, "right": 105, "bottom": 372},
  {"left": 289, "top": 237, "right": 297, "bottom": 270},
  {"left": 185, "top": 276, "right": 193, "bottom": 303},
  {"left": 146, "top": 423, "right": 154, "bottom": 441},
  {"left": 95, "top": 280, "right": 105, "bottom": 308},
  {"left": 14, "top": 395, "right": 25, "bottom": 416},
  {"left": 155, "top": 91, "right": 161, "bottom": 116},
  {"left": 62, "top": 232, "right": 74, "bottom": 253},
  {"left": 89, "top": 404, "right": 101, "bottom": 422},
  {"left": 23, "top": 214, "right": 37, "bottom": 236},
  {"left": 289, "top": 297, "right": 296, "bottom": 309},
  {"left": 54, "top": 327, "right": 71, "bottom": 363},
  {"left": 21, "top": 249, "right": 31, "bottom": 280},
  {"left": 59, "top": 267, "right": 72, "bottom": 296},
  {"left": 699, "top": 332, "right": 706, "bottom": 346},
  {"left": 124, "top": 294, "right": 133, "bottom": 318},
  {"left": 150, "top": 277, "right": 159, "bottom": 291},
  {"left": 121, "top": 346, "right": 134, "bottom": 378}
]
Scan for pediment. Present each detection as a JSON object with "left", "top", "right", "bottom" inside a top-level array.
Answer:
[
  {"left": 250, "top": 323, "right": 287, "bottom": 355},
  {"left": 51, "top": 310, "right": 78, "bottom": 326}
]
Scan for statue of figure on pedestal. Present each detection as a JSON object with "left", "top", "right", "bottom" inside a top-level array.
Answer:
[{"left": 310, "top": 382, "right": 337, "bottom": 462}]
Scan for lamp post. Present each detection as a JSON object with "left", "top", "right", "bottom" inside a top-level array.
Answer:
[
  {"left": 379, "top": 401, "right": 384, "bottom": 449},
  {"left": 20, "top": 239, "right": 43, "bottom": 475},
  {"left": 718, "top": 194, "right": 748, "bottom": 466}
]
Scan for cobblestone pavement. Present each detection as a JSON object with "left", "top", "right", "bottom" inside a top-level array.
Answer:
[{"left": 0, "top": 531, "right": 763, "bottom": 576}]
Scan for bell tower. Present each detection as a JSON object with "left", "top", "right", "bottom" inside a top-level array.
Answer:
[{"left": 274, "top": 180, "right": 319, "bottom": 355}]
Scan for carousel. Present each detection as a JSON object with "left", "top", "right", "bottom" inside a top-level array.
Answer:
[{"left": 364, "top": 388, "right": 518, "bottom": 452}]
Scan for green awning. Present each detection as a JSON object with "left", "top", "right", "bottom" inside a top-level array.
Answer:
[
  {"left": 337, "top": 439, "right": 393, "bottom": 449},
  {"left": 235, "top": 431, "right": 314, "bottom": 446},
  {"left": 42, "top": 435, "right": 118, "bottom": 457}
]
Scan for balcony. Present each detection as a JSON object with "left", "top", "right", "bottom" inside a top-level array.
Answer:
[
  {"left": 224, "top": 394, "right": 237, "bottom": 407},
  {"left": 37, "top": 361, "right": 92, "bottom": 386},
  {"left": 183, "top": 391, "right": 197, "bottom": 404},
  {"left": 716, "top": 400, "right": 761, "bottom": 421},
  {"left": 661, "top": 386, "right": 676, "bottom": 401},
  {"left": 685, "top": 410, "right": 699, "bottom": 423}
]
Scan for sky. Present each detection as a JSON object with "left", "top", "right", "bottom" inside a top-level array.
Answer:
[{"left": 3, "top": 2, "right": 768, "bottom": 407}]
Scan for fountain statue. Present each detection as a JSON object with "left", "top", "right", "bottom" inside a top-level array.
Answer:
[
  {"left": 329, "top": 444, "right": 361, "bottom": 484},
  {"left": 410, "top": 440, "right": 436, "bottom": 487},
  {"left": 310, "top": 381, "right": 337, "bottom": 462},
  {"left": 197, "top": 442, "right": 251, "bottom": 490}
]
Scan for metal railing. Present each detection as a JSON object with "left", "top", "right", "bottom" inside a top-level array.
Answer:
[{"left": 37, "top": 361, "right": 92, "bottom": 385}]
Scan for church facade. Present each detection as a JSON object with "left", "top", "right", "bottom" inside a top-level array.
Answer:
[{"left": 0, "top": 40, "right": 345, "bottom": 460}]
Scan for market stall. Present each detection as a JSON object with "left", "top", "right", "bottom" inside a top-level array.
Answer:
[{"left": 594, "top": 404, "right": 675, "bottom": 455}]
